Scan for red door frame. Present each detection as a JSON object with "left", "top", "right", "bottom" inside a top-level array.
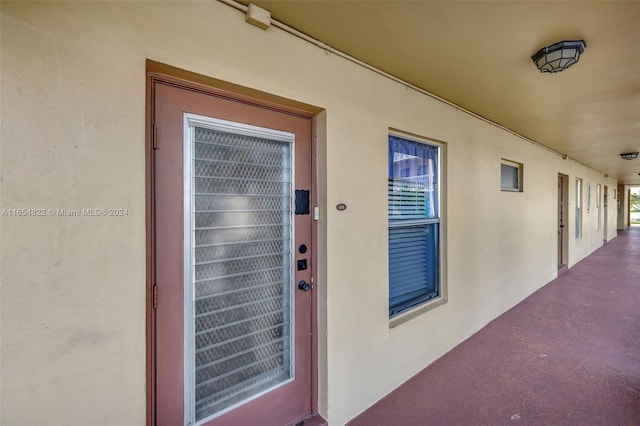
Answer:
[{"left": 145, "top": 62, "right": 320, "bottom": 425}]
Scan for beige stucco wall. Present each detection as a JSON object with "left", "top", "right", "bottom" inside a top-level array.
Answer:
[{"left": 0, "top": 2, "right": 619, "bottom": 425}]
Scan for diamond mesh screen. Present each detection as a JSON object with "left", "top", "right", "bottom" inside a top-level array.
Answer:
[{"left": 190, "top": 127, "right": 293, "bottom": 421}]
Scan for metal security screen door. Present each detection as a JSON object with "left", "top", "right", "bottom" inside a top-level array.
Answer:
[
  {"left": 152, "top": 80, "right": 314, "bottom": 426},
  {"left": 184, "top": 115, "right": 295, "bottom": 423}
]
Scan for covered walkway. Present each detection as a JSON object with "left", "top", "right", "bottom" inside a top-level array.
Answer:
[{"left": 349, "top": 228, "right": 640, "bottom": 425}]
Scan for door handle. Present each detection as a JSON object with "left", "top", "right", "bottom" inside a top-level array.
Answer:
[
  {"left": 297, "top": 280, "right": 311, "bottom": 292},
  {"left": 560, "top": 225, "right": 565, "bottom": 228}
]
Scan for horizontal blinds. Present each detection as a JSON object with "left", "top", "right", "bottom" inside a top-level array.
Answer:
[
  {"left": 191, "top": 127, "right": 293, "bottom": 420},
  {"left": 389, "top": 223, "right": 439, "bottom": 315},
  {"left": 388, "top": 178, "right": 434, "bottom": 219}
]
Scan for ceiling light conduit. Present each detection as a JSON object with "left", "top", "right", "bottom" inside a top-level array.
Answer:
[{"left": 218, "top": 1, "right": 607, "bottom": 176}]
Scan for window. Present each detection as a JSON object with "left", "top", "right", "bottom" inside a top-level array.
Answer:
[
  {"left": 388, "top": 134, "right": 440, "bottom": 318},
  {"left": 575, "top": 178, "right": 582, "bottom": 239},
  {"left": 596, "top": 184, "right": 601, "bottom": 230},
  {"left": 501, "top": 159, "right": 523, "bottom": 191}
]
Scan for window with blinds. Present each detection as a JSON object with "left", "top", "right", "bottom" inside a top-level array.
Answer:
[
  {"left": 184, "top": 115, "right": 295, "bottom": 423},
  {"left": 388, "top": 135, "right": 440, "bottom": 318}
]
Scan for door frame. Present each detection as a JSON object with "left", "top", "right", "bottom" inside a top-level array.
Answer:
[
  {"left": 629, "top": 188, "right": 632, "bottom": 227},
  {"left": 557, "top": 173, "right": 569, "bottom": 271},
  {"left": 603, "top": 185, "right": 608, "bottom": 243},
  {"left": 145, "top": 61, "right": 321, "bottom": 425}
]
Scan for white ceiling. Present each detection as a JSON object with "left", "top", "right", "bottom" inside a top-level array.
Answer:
[{"left": 240, "top": 0, "right": 640, "bottom": 184}]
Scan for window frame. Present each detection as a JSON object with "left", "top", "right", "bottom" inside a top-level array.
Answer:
[
  {"left": 500, "top": 159, "right": 523, "bottom": 192},
  {"left": 387, "top": 132, "right": 445, "bottom": 326}
]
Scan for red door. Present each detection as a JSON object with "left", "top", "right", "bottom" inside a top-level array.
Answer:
[{"left": 152, "top": 79, "right": 314, "bottom": 426}]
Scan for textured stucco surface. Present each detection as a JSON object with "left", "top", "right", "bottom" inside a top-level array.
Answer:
[{"left": 0, "top": 1, "right": 619, "bottom": 425}]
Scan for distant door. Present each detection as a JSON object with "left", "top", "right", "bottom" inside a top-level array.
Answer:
[
  {"left": 152, "top": 79, "right": 314, "bottom": 426},
  {"left": 558, "top": 175, "right": 566, "bottom": 268},
  {"left": 603, "top": 185, "right": 608, "bottom": 243}
]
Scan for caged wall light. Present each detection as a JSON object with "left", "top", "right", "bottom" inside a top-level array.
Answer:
[{"left": 531, "top": 40, "right": 586, "bottom": 73}]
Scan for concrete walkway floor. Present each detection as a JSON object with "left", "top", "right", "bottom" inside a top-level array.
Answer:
[{"left": 349, "top": 227, "right": 640, "bottom": 426}]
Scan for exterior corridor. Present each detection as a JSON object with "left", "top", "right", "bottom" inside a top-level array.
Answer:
[{"left": 349, "top": 228, "right": 640, "bottom": 426}]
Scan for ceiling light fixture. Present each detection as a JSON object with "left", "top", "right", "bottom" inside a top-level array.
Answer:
[
  {"left": 531, "top": 40, "right": 586, "bottom": 73},
  {"left": 620, "top": 152, "right": 639, "bottom": 160}
]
